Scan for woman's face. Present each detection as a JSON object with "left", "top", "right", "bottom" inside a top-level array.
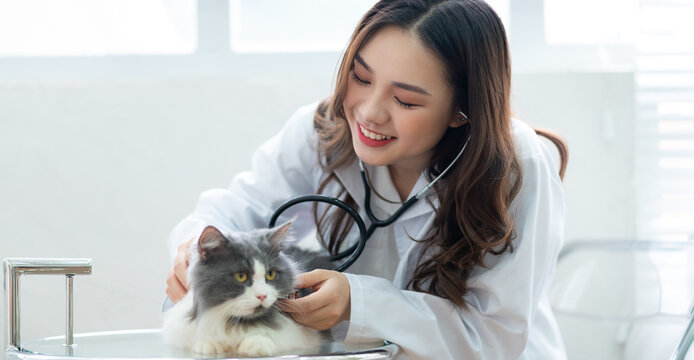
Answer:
[{"left": 343, "top": 25, "right": 462, "bottom": 174}]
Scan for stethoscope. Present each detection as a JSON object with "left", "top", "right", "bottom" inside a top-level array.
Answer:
[{"left": 269, "top": 131, "right": 471, "bottom": 273}]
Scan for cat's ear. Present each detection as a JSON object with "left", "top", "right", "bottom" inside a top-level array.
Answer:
[
  {"left": 198, "top": 226, "right": 227, "bottom": 260},
  {"left": 268, "top": 221, "right": 292, "bottom": 248}
]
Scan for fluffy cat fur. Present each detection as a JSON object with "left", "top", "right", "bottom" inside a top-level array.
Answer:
[{"left": 162, "top": 222, "right": 329, "bottom": 356}]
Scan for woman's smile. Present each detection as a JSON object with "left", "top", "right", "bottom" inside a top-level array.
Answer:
[
  {"left": 357, "top": 122, "right": 396, "bottom": 147},
  {"left": 359, "top": 123, "right": 393, "bottom": 140}
]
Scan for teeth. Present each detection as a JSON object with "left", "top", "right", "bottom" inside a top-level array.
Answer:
[{"left": 360, "top": 124, "right": 392, "bottom": 141}]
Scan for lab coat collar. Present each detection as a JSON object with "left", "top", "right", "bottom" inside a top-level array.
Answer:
[{"left": 333, "top": 158, "right": 437, "bottom": 223}]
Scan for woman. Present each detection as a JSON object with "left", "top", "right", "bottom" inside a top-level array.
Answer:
[{"left": 166, "top": 0, "right": 568, "bottom": 358}]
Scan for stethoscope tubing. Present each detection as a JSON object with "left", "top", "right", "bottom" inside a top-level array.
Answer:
[
  {"left": 360, "top": 169, "right": 421, "bottom": 228},
  {"left": 268, "top": 195, "right": 368, "bottom": 272},
  {"left": 267, "top": 176, "right": 420, "bottom": 271},
  {"left": 330, "top": 181, "right": 420, "bottom": 263}
]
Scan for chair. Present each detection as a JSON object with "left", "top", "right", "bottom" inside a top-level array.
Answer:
[{"left": 550, "top": 240, "right": 694, "bottom": 359}]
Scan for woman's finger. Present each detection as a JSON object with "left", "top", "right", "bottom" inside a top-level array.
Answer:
[
  {"left": 288, "top": 301, "right": 343, "bottom": 330},
  {"left": 282, "top": 298, "right": 329, "bottom": 326},
  {"left": 173, "top": 237, "right": 195, "bottom": 290},
  {"left": 280, "top": 270, "right": 350, "bottom": 330},
  {"left": 166, "top": 270, "right": 187, "bottom": 302},
  {"left": 294, "top": 269, "right": 329, "bottom": 289},
  {"left": 173, "top": 261, "right": 189, "bottom": 290},
  {"left": 280, "top": 289, "right": 329, "bottom": 313}
]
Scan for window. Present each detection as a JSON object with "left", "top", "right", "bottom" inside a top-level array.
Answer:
[
  {"left": 634, "top": 2, "right": 694, "bottom": 240},
  {"left": 543, "top": 0, "right": 638, "bottom": 45},
  {"left": 0, "top": 0, "right": 197, "bottom": 56},
  {"left": 0, "top": 0, "right": 512, "bottom": 56},
  {"left": 229, "top": 0, "right": 377, "bottom": 53},
  {"left": 229, "top": 0, "right": 510, "bottom": 53}
]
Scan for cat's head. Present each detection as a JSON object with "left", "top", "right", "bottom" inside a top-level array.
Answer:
[{"left": 189, "top": 222, "right": 297, "bottom": 320}]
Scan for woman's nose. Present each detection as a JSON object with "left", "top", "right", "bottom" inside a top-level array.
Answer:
[{"left": 359, "top": 96, "right": 389, "bottom": 126}]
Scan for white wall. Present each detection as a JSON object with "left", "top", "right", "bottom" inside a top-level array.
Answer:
[{"left": 512, "top": 72, "right": 636, "bottom": 240}]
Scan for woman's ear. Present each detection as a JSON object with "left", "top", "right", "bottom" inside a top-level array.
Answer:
[{"left": 449, "top": 110, "right": 469, "bottom": 128}]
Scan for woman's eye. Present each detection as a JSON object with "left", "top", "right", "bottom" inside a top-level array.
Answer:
[
  {"left": 352, "top": 72, "right": 370, "bottom": 85},
  {"left": 265, "top": 270, "right": 277, "bottom": 281},
  {"left": 234, "top": 272, "right": 248, "bottom": 282},
  {"left": 395, "top": 96, "right": 418, "bottom": 109}
]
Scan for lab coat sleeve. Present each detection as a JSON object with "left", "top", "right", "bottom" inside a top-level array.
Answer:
[
  {"left": 343, "top": 153, "right": 565, "bottom": 359},
  {"left": 166, "top": 103, "right": 323, "bottom": 262}
]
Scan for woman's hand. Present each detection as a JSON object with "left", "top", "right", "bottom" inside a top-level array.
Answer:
[
  {"left": 165, "top": 237, "right": 195, "bottom": 303},
  {"left": 279, "top": 269, "right": 351, "bottom": 330}
]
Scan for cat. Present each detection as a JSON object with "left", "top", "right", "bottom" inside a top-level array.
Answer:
[{"left": 162, "top": 222, "right": 332, "bottom": 356}]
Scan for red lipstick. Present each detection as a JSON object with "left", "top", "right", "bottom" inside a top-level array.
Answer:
[{"left": 356, "top": 124, "right": 396, "bottom": 148}]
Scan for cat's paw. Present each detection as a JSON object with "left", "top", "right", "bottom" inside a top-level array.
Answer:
[
  {"left": 192, "top": 340, "right": 231, "bottom": 354},
  {"left": 236, "top": 335, "right": 276, "bottom": 357}
]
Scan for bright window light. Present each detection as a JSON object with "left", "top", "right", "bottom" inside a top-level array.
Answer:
[
  {"left": 660, "top": 159, "right": 694, "bottom": 169},
  {"left": 544, "top": 0, "right": 638, "bottom": 45},
  {"left": 638, "top": 73, "right": 694, "bottom": 88},
  {"left": 659, "top": 140, "right": 694, "bottom": 152},
  {"left": 658, "top": 102, "right": 694, "bottom": 116},
  {"left": 485, "top": 0, "right": 510, "bottom": 32},
  {"left": 230, "top": 0, "right": 376, "bottom": 53},
  {"left": 0, "top": 0, "right": 197, "bottom": 57},
  {"left": 658, "top": 121, "right": 694, "bottom": 134},
  {"left": 638, "top": 4, "right": 694, "bottom": 54},
  {"left": 230, "top": 0, "right": 510, "bottom": 53}
]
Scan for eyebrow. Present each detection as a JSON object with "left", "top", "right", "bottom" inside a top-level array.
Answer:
[
  {"left": 391, "top": 81, "right": 431, "bottom": 96},
  {"left": 354, "top": 53, "right": 432, "bottom": 96},
  {"left": 355, "top": 54, "right": 372, "bottom": 72}
]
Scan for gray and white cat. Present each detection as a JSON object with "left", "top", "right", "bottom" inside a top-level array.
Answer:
[{"left": 162, "top": 222, "right": 330, "bottom": 356}]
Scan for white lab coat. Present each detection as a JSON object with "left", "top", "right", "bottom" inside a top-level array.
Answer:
[{"left": 167, "top": 102, "right": 567, "bottom": 359}]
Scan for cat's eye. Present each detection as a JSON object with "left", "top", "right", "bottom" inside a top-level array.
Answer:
[
  {"left": 234, "top": 272, "right": 248, "bottom": 282},
  {"left": 265, "top": 270, "right": 277, "bottom": 281}
]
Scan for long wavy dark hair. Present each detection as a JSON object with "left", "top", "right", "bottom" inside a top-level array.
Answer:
[{"left": 312, "top": 0, "right": 565, "bottom": 308}]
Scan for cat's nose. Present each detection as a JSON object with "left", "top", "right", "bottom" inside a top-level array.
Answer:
[{"left": 256, "top": 294, "right": 267, "bottom": 302}]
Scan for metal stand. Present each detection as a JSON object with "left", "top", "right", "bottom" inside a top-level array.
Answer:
[
  {"left": 65, "top": 274, "right": 74, "bottom": 347},
  {"left": 3, "top": 258, "right": 92, "bottom": 351}
]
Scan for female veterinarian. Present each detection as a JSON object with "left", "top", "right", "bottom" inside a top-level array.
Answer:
[{"left": 165, "top": 0, "right": 568, "bottom": 358}]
